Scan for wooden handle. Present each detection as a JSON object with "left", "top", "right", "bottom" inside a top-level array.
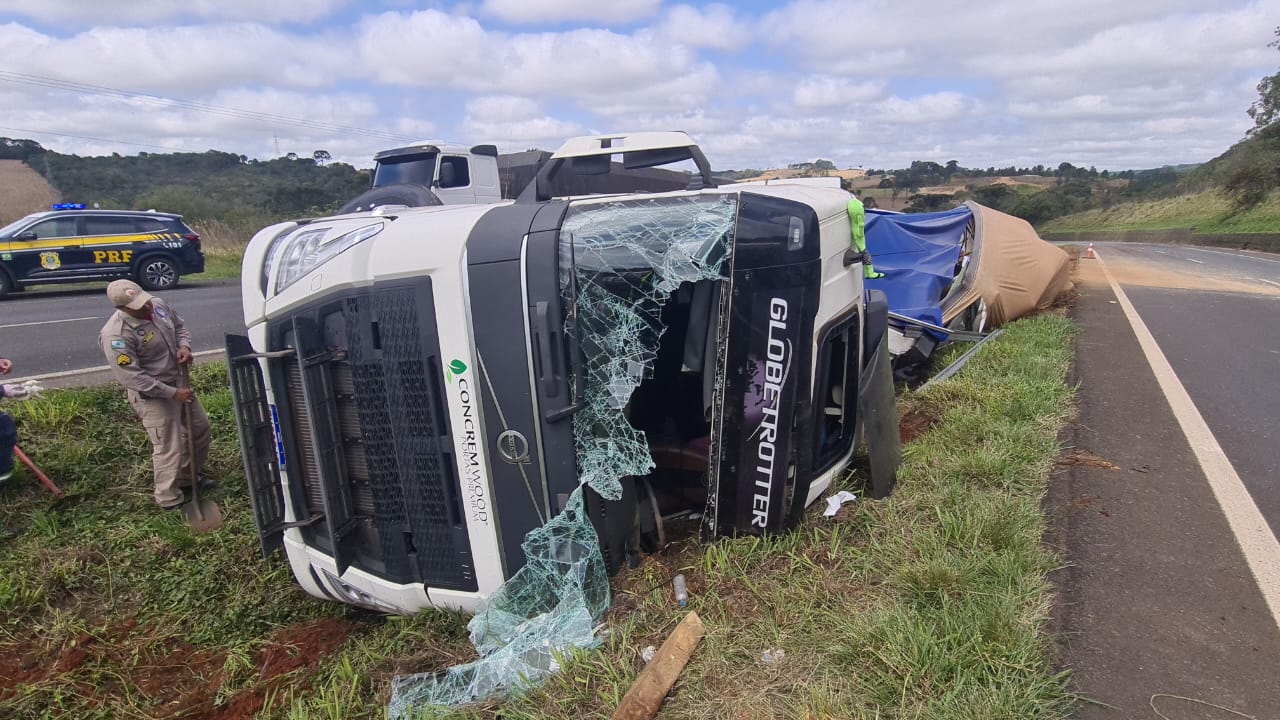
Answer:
[{"left": 610, "top": 611, "right": 705, "bottom": 720}]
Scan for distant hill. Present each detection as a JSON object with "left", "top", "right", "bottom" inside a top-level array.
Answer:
[
  {"left": 1, "top": 138, "right": 370, "bottom": 235},
  {"left": 1043, "top": 123, "right": 1280, "bottom": 234}
]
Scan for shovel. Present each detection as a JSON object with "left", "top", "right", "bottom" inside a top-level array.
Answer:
[{"left": 179, "top": 365, "right": 222, "bottom": 533}]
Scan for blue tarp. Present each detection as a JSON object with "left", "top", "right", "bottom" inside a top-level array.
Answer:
[{"left": 864, "top": 206, "right": 973, "bottom": 338}]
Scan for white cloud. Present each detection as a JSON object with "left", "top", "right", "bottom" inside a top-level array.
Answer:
[
  {"left": 479, "top": 0, "right": 660, "bottom": 25},
  {"left": 0, "top": 81, "right": 412, "bottom": 166},
  {"left": 0, "top": 1, "right": 1276, "bottom": 172},
  {"left": 581, "top": 63, "right": 722, "bottom": 117},
  {"left": 869, "top": 92, "right": 974, "bottom": 124},
  {"left": 464, "top": 95, "right": 544, "bottom": 121},
  {"left": 460, "top": 96, "right": 585, "bottom": 150},
  {"left": 792, "top": 75, "right": 886, "bottom": 109},
  {"left": 0, "top": 22, "right": 351, "bottom": 94},
  {"left": 0, "top": 0, "right": 348, "bottom": 25},
  {"left": 655, "top": 4, "right": 753, "bottom": 51},
  {"left": 760, "top": 0, "right": 1225, "bottom": 73},
  {"left": 354, "top": 9, "right": 711, "bottom": 108}
]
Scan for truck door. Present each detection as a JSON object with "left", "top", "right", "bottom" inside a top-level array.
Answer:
[
  {"left": 708, "top": 193, "right": 823, "bottom": 537},
  {"left": 434, "top": 155, "right": 475, "bottom": 204}
]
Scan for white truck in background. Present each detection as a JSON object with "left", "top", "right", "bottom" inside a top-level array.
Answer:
[{"left": 338, "top": 142, "right": 503, "bottom": 213}]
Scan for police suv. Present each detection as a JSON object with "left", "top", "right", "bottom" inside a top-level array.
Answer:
[{"left": 0, "top": 204, "right": 205, "bottom": 299}]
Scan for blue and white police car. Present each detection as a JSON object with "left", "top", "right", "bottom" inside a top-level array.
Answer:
[{"left": 0, "top": 204, "right": 205, "bottom": 299}]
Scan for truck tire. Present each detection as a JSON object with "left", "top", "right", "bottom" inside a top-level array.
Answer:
[{"left": 338, "top": 184, "right": 443, "bottom": 214}]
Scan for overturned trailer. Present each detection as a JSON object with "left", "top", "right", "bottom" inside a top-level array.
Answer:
[
  {"left": 864, "top": 201, "right": 1073, "bottom": 381},
  {"left": 227, "top": 132, "right": 900, "bottom": 617}
]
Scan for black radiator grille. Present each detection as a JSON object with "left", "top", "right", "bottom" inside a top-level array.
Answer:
[{"left": 272, "top": 280, "right": 477, "bottom": 591}]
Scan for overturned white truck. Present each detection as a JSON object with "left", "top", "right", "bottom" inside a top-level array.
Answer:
[{"left": 227, "top": 132, "right": 900, "bottom": 614}]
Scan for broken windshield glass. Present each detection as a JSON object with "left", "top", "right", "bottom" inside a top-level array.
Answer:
[{"left": 387, "top": 193, "right": 736, "bottom": 715}]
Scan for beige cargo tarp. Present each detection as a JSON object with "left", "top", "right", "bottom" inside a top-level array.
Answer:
[{"left": 941, "top": 201, "right": 1073, "bottom": 328}]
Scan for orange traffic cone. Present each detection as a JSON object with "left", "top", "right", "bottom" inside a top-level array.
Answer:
[{"left": 1084, "top": 243, "right": 1095, "bottom": 259}]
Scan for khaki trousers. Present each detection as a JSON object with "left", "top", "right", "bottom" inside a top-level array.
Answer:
[{"left": 130, "top": 395, "right": 211, "bottom": 507}]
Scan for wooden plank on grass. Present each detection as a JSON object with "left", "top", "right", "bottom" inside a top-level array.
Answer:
[{"left": 610, "top": 611, "right": 705, "bottom": 720}]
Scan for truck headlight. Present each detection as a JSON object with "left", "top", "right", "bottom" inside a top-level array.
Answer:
[{"left": 274, "top": 222, "right": 384, "bottom": 293}]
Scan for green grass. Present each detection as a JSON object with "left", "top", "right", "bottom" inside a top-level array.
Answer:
[
  {"left": 0, "top": 314, "right": 1078, "bottom": 719},
  {"left": 202, "top": 246, "right": 246, "bottom": 280},
  {"left": 1040, "top": 188, "right": 1280, "bottom": 234},
  {"left": 476, "top": 313, "right": 1079, "bottom": 720}
]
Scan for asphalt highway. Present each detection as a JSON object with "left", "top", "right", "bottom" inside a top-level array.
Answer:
[
  {"left": 0, "top": 279, "right": 244, "bottom": 382},
  {"left": 1052, "top": 241, "right": 1280, "bottom": 717},
  {"left": 1095, "top": 242, "right": 1280, "bottom": 535}
]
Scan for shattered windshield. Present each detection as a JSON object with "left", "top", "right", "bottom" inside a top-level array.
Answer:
[
  {"left": 560, "top": 194, "right": 736, "bottom": 499},
  {"left": 564, "top": 195, "right": 732, "bottom": 275},
  {"left": 387, "top": 193, "right": 736, "bottom": 715}
]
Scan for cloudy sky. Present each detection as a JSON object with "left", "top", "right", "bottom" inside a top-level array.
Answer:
[{"left": 0, "top": 0, "right": 1276, "bottom": 171}]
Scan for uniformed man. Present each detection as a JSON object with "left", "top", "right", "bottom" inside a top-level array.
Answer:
[{"left": 98, "top": 280, "right": 213, "bottom": 510}]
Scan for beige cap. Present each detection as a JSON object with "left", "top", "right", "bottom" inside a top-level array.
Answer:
[{"left": 106, "top": 279, "right": 153, "bottom": 310}]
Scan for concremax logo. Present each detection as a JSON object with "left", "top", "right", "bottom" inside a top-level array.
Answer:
[
  {"left": 751, "top": 297, "right": 792, "bottom": 528},
  {"left": 454, "top": 372, "right": 489, "bottom": 525}
]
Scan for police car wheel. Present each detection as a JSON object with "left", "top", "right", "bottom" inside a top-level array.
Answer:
[
  {"left": 137, "top": 257, "right": 180, "bottom": 291},
  {"left": 0, "top": 271, "right": 11, "bottom": 299}
]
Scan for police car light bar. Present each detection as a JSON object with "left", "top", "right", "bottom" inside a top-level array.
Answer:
[{"left": 52, "top": 203, "right": 86, "bottom": 210}]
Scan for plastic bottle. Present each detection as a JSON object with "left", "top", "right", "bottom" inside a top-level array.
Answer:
[{"left": 672, "top": 574, "right": 688, "bottom": 607}]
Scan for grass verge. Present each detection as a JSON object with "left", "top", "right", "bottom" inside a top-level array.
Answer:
[
  {"left": 1040, "top": 188, "right": 1280, "bottom": 234},
  {"left": 0, "top": 313, "right": 1077, "bottom": 719}
]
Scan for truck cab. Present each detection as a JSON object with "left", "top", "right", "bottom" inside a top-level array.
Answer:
[
  {"left": 338, "top": 142, "right": 503, "bottom": 214},
  {"left": 228, "top": 132, "right": 899, "bottom": 614}
]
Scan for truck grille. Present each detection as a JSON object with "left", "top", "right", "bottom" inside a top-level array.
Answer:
[{"left": 271, "top": 279, "right": 477, "bottom": 591}]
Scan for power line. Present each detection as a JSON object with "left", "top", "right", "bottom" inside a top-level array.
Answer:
[
  {"left": 0, "top": 69, "right": 422, "bottom": 144},
  {"left": 0, "top": 124, "right": 183, "bottom": 151}
]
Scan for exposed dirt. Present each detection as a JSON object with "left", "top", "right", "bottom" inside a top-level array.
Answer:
[
  {"left": 898, "top": 405, "right": 941, "bottom": 445},
  {"left": 0, "top": 613, "right": 359, "bottom": 719},
  {"left": 0, "top": 159, "right": 59, "bottom": 224},
  {"left": 1057, "top": 449, "right": 1120, "bottom": 470}
]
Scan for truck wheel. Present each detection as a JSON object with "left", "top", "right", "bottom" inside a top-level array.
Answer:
[
  {"left": 136, "top": 256, "right": 180, "bottom": 291},
  {"left": 338, "top": 183, "right": 443, "bottom": 214}
]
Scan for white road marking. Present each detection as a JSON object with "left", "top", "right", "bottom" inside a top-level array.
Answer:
[
  {"left": 0, "top": 315, "right": 100, "bottom": 330},
  {"left": 4, "top": 349, "right": 225, "bottom": 385},
  {"left": 1250, "top": 277, "right": 1280, "bottom": 289},
  {"left": 1096, "top": 250, "right": 1280, "bottom": 629},
  {"left": 1184, "top": 246, "right": 1280, "bottom": 265},
  {"left": 1184, "top": 257, "right": 1205, "bottom": 264}
]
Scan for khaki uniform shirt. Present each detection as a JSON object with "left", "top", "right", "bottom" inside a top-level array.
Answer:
[{"left": 98, "top": 297, "right": 192, "bottom": 400}]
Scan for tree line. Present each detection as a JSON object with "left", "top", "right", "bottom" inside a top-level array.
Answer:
[{"left": 1, "top": 139, "right": 369, "bottom": 227}]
